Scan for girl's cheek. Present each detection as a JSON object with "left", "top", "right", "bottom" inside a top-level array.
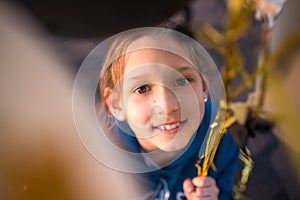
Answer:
[{"left": 127, "top": 100, "right": 150, "bottom": 125}]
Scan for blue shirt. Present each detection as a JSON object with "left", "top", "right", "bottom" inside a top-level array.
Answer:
[{"left": 102, "top": 101, "right": 239, "bottom": 200}]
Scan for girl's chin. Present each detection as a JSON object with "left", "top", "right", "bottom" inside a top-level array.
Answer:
[
  {"left": 159, "top": 142, "right": 188, "bottom": 152},
  {"left": 158, "top": 133, "right": 193, "bottom": 152}
]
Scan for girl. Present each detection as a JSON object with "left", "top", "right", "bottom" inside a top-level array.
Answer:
[{"left": 98, "top": 27, "right": 239, "bottom": 200}]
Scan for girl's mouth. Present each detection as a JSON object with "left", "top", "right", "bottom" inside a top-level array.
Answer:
[
  {"left": 154, "top": 121, "right": 186, "bottom": 134},
  {"left": 158, "top": 122, "right": 180, "bottom": 131}
]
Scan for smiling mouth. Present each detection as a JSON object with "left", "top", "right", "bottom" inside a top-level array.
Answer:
[
  {"left": 153, "top": 120, "right": 186, "bottom": 134},
  {"left": 158, "top": 122, "right": 181, "bottom": 130}
]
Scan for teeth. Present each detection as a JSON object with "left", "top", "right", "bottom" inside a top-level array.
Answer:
[{"left": 159, "top": 122, "right": 180, "bottom": 130}]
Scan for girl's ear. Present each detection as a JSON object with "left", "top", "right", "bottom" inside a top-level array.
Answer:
[
  {"left": 202, "top": 80, "right": 209, "bottom": 99},
  {"left": 104, "top": 87, "right": 126, "bottom": 121}
]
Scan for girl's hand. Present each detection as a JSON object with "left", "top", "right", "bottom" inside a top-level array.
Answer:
[{"left": 183, "top": 176, "right": 219, "bottom": 200}]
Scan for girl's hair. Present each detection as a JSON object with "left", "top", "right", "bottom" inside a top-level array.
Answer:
[
  {"left": 99, "top": 36, "right": 133, "bottom": 128},
  {"left": 99, "top": 28, "right": 210, "bottom": 127}
]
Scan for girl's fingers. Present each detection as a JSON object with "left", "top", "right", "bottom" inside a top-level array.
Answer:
[
  {"left": 183, "top": 178, "right": 195, "bottom": 193},
  {"left": 192, "top": 176, "right": 216, "bottom": 187},
  {"left": 194, "top": 185, "right": 219, "bottom": 199},
  {"left": 183, "top": 177, "right": 219, "bottom": 200}
]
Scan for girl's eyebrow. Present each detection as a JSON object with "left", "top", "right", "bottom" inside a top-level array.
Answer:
[
  {"left": 177, "top": 66, "right": 198, "bottom": 73},
  {"left": 125, "top": 66, "right": 197, "bottom": 83},
  {"left": 126, "top": 74, "right": 149, "bottom": 83}
]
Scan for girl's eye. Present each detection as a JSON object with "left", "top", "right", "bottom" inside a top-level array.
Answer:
[
  {"left": 174, "top": 78, "right": 189, "bottom": 87},
  {"left": 134, "top": 85, "right": 151, "bottom": 94}
]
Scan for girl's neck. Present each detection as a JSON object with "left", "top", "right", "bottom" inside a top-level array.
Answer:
[{"left": 141, "top": 149, "right": 182, "bottom": 168}]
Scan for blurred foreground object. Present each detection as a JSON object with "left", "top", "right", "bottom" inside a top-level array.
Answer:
[
  {"left": 186, "top": 0, "right": 300, "bottom": 199},
  {"left": 0, "top": 2, "right": 140, "bottom": 199},
  {"left": 264, "top": 0, "right": 300, "bottom": 179}
]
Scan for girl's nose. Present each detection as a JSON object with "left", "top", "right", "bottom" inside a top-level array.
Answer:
[{"left": 153, "top": 86, "right": 179, "bottom": 115}]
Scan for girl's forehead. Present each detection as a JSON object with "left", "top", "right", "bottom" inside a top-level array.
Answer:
[{"left": 123, "top": 49, "right": 195, "bottom": 73}]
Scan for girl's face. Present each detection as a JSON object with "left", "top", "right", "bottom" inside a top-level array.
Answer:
[{"left": 110, "top": 49, "right": 208, "bottom": 152}]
